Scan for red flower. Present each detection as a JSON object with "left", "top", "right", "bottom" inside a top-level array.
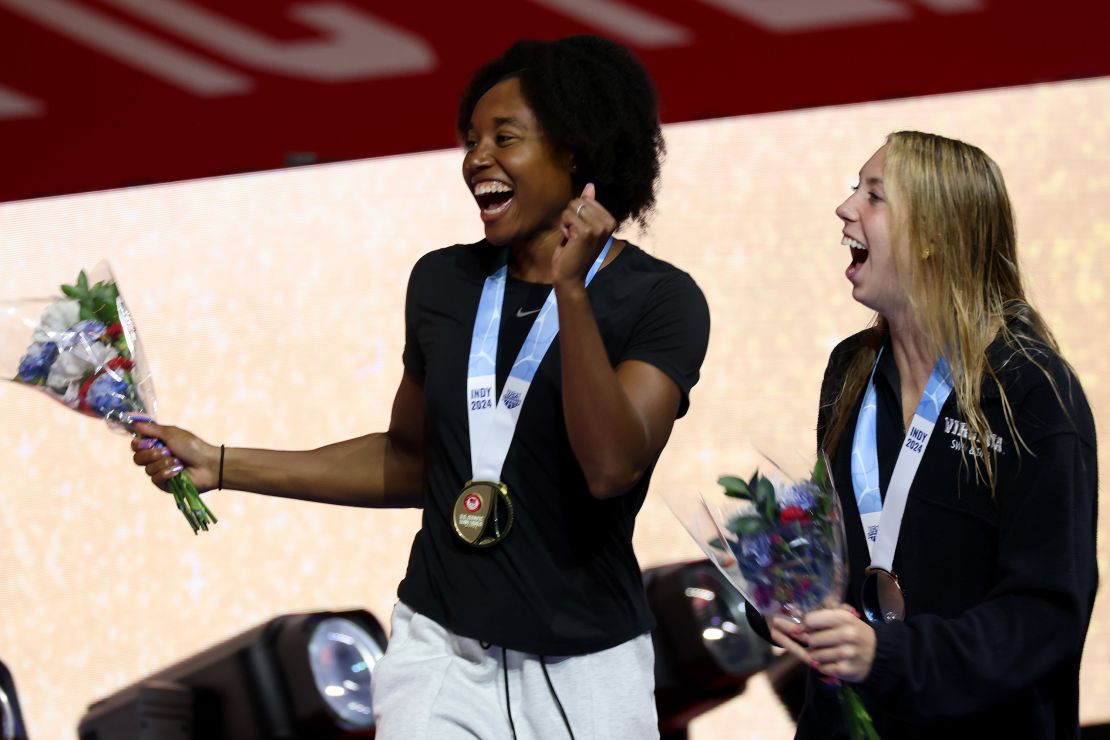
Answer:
[
  {"left": 780, "top": 506, "right": 812, "bottom": 525},
  {"left": 106, "top": 322, "right": 124, "bottom": 339},
  {"left": 77, "top": 371, "right": 100, "bottom": 413},
  {"left": 107, "top": 355, "right": 134, "bottom": 371}
]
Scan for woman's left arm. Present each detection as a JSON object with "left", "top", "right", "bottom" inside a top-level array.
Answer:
[{"left": 553, "top": 186, "right": 708, "bottom": 499}]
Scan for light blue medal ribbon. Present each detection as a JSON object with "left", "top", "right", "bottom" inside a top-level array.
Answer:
[
  {"left": 850, "top": 347, "right": 955, "bottom": 569},
  {"left": 466, "top": 237, "right": 613, "bottom": 482}
]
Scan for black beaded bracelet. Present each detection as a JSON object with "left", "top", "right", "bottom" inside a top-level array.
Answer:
[{"left": 218, "top": 444, "right": 225, "bottom": 490}]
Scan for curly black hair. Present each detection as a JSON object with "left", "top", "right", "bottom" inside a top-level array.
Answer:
[{"left": 456, "top": 35, "right": 665, "bottom": 230}]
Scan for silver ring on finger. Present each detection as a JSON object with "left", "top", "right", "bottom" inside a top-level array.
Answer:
[{"left": 575, "top": 203, "right": 586, "bottom": 218}]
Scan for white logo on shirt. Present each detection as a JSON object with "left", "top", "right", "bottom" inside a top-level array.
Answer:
[{"left": 943, "top": 416, "right": 1005, "bottom": 455}]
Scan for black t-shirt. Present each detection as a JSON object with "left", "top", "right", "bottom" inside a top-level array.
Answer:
[
  {"left": 396, "top": 240, "right": 710, "bottom": 655},
  {"left": 790, "top": 327, "right": 1098, "bottom": 739}
]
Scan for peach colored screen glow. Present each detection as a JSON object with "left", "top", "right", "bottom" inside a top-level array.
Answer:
[{"left": 2, "top": 76, "right": 1107, "bottom": 738}]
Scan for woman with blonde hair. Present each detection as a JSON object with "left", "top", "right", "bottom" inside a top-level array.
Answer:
[{"left": 766, "top": 131, "right": 1098, "bottom": 738}]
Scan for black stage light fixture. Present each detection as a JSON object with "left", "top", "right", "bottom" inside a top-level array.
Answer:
[
  {"left": 644, "top": 559, "right": 773, "bottom": 740},
  {"left": 0, "top": 660, "right": 29, "bottom": 740},
  {"left": 78, "top": 608, "right": 386, "bottom": 740}
]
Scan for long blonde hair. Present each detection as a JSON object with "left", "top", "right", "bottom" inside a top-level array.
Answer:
[{"left": 822, "top": 131, "right": 1060, "bottom": 492}]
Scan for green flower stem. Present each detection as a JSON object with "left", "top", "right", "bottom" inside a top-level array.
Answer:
[
  {"left": 839, "top": 685, "right": 881, "bottom": 740},
  {"left": 167, "top": 470, "right": 217, "bottom": 534},
  {"left": 166, "top": 479, "right": 195, "bottom": 533}
]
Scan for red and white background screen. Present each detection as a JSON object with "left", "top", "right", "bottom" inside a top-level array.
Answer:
[{"left": 0, "top": 1, "right": 1107, "bottom": 737}]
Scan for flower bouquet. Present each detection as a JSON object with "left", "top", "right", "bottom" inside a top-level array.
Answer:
[
  {"left": 2, "top": 263, "right": 216, "bottom": 533},
  {"left": 668, "top": 454, "right": 878, "bottom": 739}
]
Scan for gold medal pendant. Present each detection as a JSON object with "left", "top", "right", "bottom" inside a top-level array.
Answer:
[{"left": 452, "top": 480, "right": 514, "bottom": 547}]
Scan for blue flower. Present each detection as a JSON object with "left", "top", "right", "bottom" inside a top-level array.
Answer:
[
  {"left": 86, "top": 373, "right": 133, "bottom": 416},
  {"left": 57, "top": 320, "right": 107, "bottom": 350},
  {"left": 780, "top": 481, "right": 818, "bottom": 511},
  {"left": 17, "top": 342, "right": 58, "bottom": 382},
  {"left": 732, "top": 532, "right": 774, "bottom": 574},
  {"left": 72, "top": 319, "right": 106, "bottom": 335}
]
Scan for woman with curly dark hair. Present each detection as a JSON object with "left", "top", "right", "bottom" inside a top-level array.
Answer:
[{"left": 129, "top": 35, "right": 709, "bottom": 739}]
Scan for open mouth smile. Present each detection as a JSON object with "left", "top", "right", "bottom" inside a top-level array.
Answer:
[
  {"left": 473, "top": 180, "right": 514, "bottom": 222},
  {"left": 843, "top": 235, "right": 868, "bottom": 264},
  {"left": 843, "top": 235, "right": 868, "bottom": 278}
]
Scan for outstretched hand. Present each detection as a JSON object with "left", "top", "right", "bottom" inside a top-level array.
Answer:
[
  {"left": 552, "top": 182, "right": 617, "bottom": 287},
  {"left": 130, "top": 421, "right": 220, "bottom": 492},
  {"left": 769, "top": 605, "right": 877, "bottom": 683}
]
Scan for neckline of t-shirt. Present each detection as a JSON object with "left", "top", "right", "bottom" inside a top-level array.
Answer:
[{"left": 502, "top": 241, "right": 637, "bottom": 288}]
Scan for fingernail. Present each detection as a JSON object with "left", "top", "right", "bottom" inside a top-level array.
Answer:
[
  {"left": 169, "top": 464, "right": 184, "bottom": 476},
  {"left": 137, "top": 438, "right": 155, "bottom": 450},
  {"left": 160, "top": 448, "right": 171, "bottom": 457}
]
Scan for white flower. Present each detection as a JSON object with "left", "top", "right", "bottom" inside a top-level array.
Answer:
[
  {"left": 45, "top": 341, "right": 118, "bottom": 394},
  {"left": 32, "top": 299, "right": 80, "bottom": 343}
]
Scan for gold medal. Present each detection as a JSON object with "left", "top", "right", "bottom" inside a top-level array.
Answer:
[{"left": 452, "top": 480, "right": 514, "bottom": 547}]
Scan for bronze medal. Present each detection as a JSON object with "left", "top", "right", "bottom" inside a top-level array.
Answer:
[
  {"left": 452, "top": 480, "right": 513, "bottom": 547},
  {"left": 861, "top": 566, "right": 906, "bottom": 624}
]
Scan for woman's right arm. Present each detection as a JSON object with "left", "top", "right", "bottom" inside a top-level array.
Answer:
[{"left": 130, "top": 371, "right": 426, "bottom": 508}]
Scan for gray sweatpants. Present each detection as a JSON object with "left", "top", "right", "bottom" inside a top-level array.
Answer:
[{"left": 371, "top": 601, "right": 660, "bottom": 740}]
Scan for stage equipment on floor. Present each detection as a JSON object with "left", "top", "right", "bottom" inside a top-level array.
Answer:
[
  {"left": 645, "top": 559, "right": 773, "bottom": 740},
  {"left": 0, "top": 660, "right": 29, "bottom": 740},
  {"left": 1081, "top": 723, "right": 1110, "bottom": 738},
  {"left": 77, "top": 608, "right": 386, "bottom": 740}
]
